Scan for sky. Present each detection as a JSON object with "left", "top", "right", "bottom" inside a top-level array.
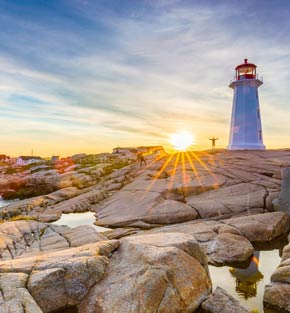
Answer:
[{"left": 1, "top": 0, "right": 290, "bottom": 157}]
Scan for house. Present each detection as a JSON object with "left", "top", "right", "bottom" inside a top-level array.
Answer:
[
  {"left": 112, "top": 146, "right": 166, "bottom": 160},
  {"left": 16, "top": 156, "right": 42, "bottom": 166},
  {"left": 137, "top": 146, "right": 165, "bottom": 155},
  {"left": 0, "top": 154, "right": 10, "bottom": 163}
]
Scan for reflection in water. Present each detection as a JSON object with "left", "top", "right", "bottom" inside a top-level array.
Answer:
[
  {"left": 0, "top": 197, "right": 16, "bottom": 208},
  {"left": 230, "top": 251, "right": 263, "bottom": 299},
  {"left": 52, "top": 212, "right": 111, "bottom": 232},
  {"left": 209, "top": 250, "right": 283, "bottom": 312}
]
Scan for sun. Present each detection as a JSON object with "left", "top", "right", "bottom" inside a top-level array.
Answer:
[{"left": 170, "top": 131, "right": 194, "bottom": 151}]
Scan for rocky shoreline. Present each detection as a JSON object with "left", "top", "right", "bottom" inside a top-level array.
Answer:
[{"left": 1, "top": 149, "right": 290, "bottom": 312}]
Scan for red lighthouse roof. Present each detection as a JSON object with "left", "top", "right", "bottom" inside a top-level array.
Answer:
[
  {"left": 235, "top": 59, "right": 257, "bottom": 70},
  {"left": 235, "top": 59, "right": 257, "bottom": 80}
]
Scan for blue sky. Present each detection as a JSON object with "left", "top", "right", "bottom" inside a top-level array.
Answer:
[{"left": 1, "top": 0, "right": 290, "bottom": 156}]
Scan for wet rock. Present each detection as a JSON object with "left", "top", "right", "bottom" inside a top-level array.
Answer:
[
  {"left": 202, "top": 286, "right": 250, "bottom": 313},
  {"left": 264, "top": 283, "right": 290, "bottom": 313},
  {"left": 263, "top": 239, "right": 290, "bottom": 312},
  {"left": 205, "top": 233, "right": 253, "bottom": 266},
  {"left": 79, "top": 232, "right": 211, "bottom": 313},
  {"left": 36, "top": 189, "right": 108, "bottom": 222}
]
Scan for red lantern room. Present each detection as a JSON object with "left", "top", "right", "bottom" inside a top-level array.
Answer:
[{"left": 235, "top": 59, "right": 257, "bottom": 80}]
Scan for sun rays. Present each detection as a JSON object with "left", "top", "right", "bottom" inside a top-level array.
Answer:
[{"left": 144, "top": 149, "right": 220, "bottom": 194}]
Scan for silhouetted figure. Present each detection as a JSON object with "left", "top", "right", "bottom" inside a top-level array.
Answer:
[
  {"left": 209, "top": 137, "right": 219, "bottom": 151},
  {"left": 137, "top": 152, "right": 146, "bottom": 167}
]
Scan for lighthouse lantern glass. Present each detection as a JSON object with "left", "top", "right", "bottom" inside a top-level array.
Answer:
[{"left": 236, "top": 65, "right": 256, "bottom": 80}]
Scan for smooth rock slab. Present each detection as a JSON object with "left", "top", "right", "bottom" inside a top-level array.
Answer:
[
  {"left": 95, "top": 190, "right": 164, "bottom": 227},
  {"left": 141, "top": 200, "right": 198, "bottom": 224},
  {"left": 187, "top": 183, "right": 267, "bottom": 219},
  {"left": 79, "top": 232, "right": 211, "bottom": 313},
  {"left": 202, "top": 286, "right": 250, "bottom": 313}
]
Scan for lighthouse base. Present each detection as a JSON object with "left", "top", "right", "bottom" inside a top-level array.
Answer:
[{"left": 227, "top": 143, "right": 266, "bottom": 151}]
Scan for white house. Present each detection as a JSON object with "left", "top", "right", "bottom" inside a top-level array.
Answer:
[{"left": 16, "top": 156, "right": 43, "bottom": 166}]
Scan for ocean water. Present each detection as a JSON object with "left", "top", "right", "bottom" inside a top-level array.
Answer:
[
  {"left": 209, "top": 249, "right": 282, "bottom": 313},
  {"left": 0, "top": 197, "right": 16, "bottom": 208}
]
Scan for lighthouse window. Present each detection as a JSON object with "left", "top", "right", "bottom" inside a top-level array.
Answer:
[
  {"left": 257, "top": 108, "right": 260, "bottom": 119},
  {"left": 259, "top": 130, "right": 262, "bottom": 141}
]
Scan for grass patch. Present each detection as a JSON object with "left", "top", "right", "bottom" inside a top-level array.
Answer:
[{"left": 8, "top": 215, "right": 36, "bottom": 222}]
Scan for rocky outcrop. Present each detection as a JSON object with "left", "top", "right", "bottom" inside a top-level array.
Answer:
[
  {"left": 202, "top": 287, "right": 250, "bottom": 313},
  {"left": 94, "top": 150, "right": 289, "bottom": 228},
  {"left": 264, "top": 237, "right": 290, "bottom": 313},
  {"left": 187, "top": 183, "right": 267, "bottom": 219},
  {"left": 79, "top": 232, "right": 212, "bottom": 313},
  {"left": 0, "top": 220, "right": 107, "bottom": 260},
  {"left": 277, "top": 167, "right": 290, "bottom": 215},
  {"left": 0, "top": 241, "right": 119, "bottom": 313},
  {"left": 146, "top": 212, "right": 289, "bottom": 265}
]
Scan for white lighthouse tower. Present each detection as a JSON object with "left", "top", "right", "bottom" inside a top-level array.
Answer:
[{"left": 228, "top": 59, "right": 265, "bottom": 150}]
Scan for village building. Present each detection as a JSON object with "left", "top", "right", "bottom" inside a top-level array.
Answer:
[{"left": 16, "top": 156, "right": 43, "bottom": 166}]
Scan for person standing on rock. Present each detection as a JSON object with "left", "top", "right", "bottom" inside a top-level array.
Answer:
[{"left": 137, "top": 152, "right": 146, "bottom": 167}]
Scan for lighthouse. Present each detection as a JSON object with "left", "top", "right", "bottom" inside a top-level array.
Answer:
[{"left": 227, "top": 59, "right": 265, "bottom": 150}]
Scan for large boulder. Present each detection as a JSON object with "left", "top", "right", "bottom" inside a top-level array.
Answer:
[
  {"left": 204, "top": 233, "right": 253, "bottom": 266},
  {"left": 202, "top": 287, "right": 250, "bottom": 313},
  {"left": 223, "top": 212, "right": 290, "bottom": 242},
  {"left": 79, "top": 232, "right": 212, "bottom": 313},
  {"left": 264, "top": 283, "right": 290, "bottom": 313},
  {"left": 263, "top": 241, "right": 290, "bottom": 312}
]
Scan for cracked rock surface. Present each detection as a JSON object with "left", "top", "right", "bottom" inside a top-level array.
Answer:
[
  {"left": 0, "top": 240, "right": 119, "bottom": 313},
  {"left": 95, "top": 150, "right": 289, "bottom": 228},
  {"left": 79, "top": 232, "right": 211, "bottom": 313},
  {"left": 0, "top": 220, "right": 107, "bottom": 260}
]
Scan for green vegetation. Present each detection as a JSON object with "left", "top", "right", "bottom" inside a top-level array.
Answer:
[
  {"left": 5, "top": 167, "right": 18, "bottom": 174},
  {"left": 8, "top": 215, "right": 36, "bottom": 222},
  {"left": 103, "top": 161, "right": 131, "bottom": 176}
]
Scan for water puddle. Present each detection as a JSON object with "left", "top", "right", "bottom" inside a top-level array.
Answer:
[
  {"left": 209, "top": 249, "right": 283, "bottom": 312},
  {"left": 52, "top": 212, "right": 111, "bottom": 233},
  {"left": 0, "top": 197, "right": 17, "bottom": 208}
]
